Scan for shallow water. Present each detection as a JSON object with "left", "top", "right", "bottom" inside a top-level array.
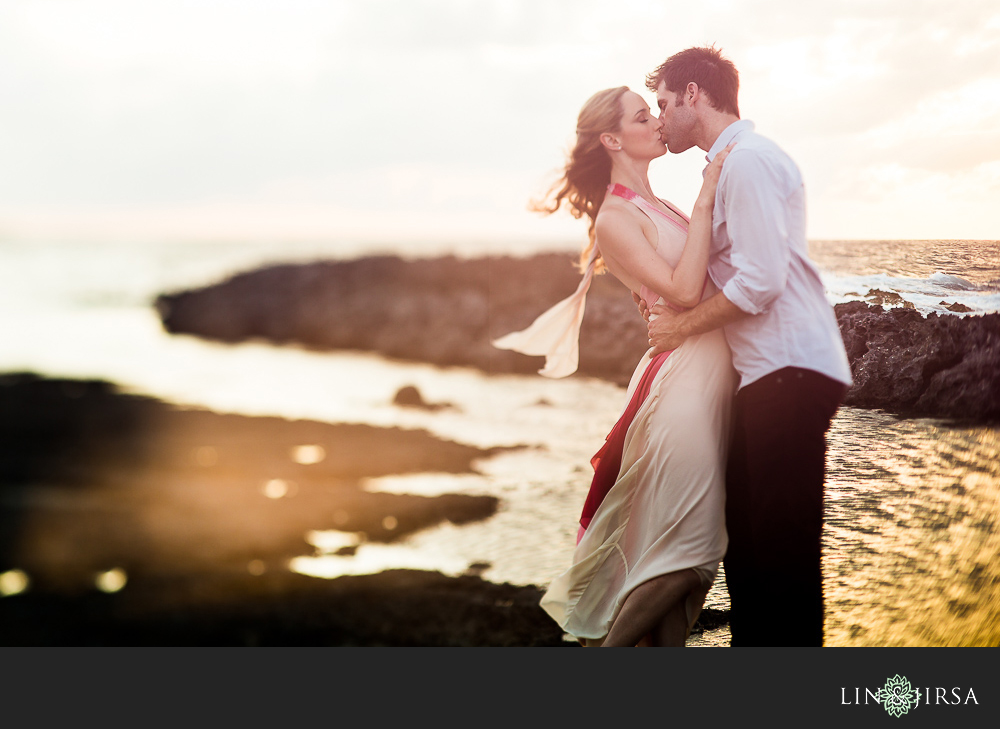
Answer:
[
  {"left": 823, "top": 412, "right": 1000, "bottom": 646},
  {"left": 295, "top": 399, "right": 1000, "bottom": 647}
]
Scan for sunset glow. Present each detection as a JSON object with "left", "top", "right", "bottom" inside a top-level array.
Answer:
[{"left": 0, "top": 0, "right": 996, "bottom": 249}]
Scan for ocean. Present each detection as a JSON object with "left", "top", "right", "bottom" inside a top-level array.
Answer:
[{"left": 0, "top": 236, "right": 998, "bottom": 646}]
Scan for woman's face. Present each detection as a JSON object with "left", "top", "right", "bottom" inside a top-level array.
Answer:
[{"left": 615, "top": 91, "right": 666, "bottom": 161}]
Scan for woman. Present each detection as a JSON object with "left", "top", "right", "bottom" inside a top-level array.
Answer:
[{"left": 493, "top": 86, "right": 738, "bottom": 646}]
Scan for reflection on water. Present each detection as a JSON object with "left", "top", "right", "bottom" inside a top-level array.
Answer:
[
  {"left": 824, "top": 411, "right": 1000, "bottom": 647},
  {"left": 94, "top": 568, "right": 128, "bottom": 593},
  {"left": 292, "top": 529, "right": 469, "bottom": 579},
  {"left": 289, "top": 406, "right": 1000, "bottom": 647},
  {"left": 808, "top": 239, "right": 1000, "bottom": 287},
  {"left": 296, "top": 455, "right": 593, "bottom": 589},
  {"left": 0, "top": 570, "right": 30, "bottom": 597}
]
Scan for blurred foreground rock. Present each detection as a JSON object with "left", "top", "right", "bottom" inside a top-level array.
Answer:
[
  {"left": 0, "top": 374, "right": 575, "bottom": 646},
  {"left": 155, "top": 255, "right": 999, "bottom": 422},
  {"left": 0, "top": 568, "right": 569, "bottom": 647},
  {"left": 0, "top": 374, "right": 733, "bottom": 645}
]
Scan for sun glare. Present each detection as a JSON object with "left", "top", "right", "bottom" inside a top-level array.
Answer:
[
  {"left": 0, "top": 570, "right": 30, "bottom": 597},
  {"left": 94, "top": 568, "right": 127, "bottom": 593},
  {"left": 291, "top": 444, "right": 325, "bottom": 465},
  {"left": 262, "top": 478, "right": 292, "bottom": 499}
]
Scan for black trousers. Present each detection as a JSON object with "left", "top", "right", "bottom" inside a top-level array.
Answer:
[{"left": 724, "top": 367, "right": 847, "bottom": 647}]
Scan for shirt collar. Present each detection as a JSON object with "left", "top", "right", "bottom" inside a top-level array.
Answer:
[{"left": 706, "top": 119, "right": 755, "bottom": 162}]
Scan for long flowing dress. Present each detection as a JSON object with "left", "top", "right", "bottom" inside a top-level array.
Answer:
[{"left": 493, "top": 184, "right": 738, "bottom": 646}]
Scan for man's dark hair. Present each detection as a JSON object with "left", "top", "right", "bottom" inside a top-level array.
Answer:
[{"left": 646, "top": 45, "right": 740, "bottom": 117}]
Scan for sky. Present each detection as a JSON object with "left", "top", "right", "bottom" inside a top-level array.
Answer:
[{"left": 0, "top": 0, "right": 998, "bottom": 254}]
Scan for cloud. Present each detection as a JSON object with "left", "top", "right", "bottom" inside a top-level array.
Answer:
[
  {"left": 810, "top": 159, "right": 1000, "bottom": 239},
  {"left": 0, "top": 0, "right": 997, "bottom": 241},
  {"left": 738, "top": 2, "right": 1000, "bottom": 138}
]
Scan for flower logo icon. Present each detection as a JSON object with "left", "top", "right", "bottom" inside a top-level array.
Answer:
[{"left": 881, "top": 675, "right": 918, "bottom": 717}]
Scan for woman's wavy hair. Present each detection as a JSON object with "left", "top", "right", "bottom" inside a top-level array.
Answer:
[{"left": 532, "top": 86, "right": 629, "bottom": 273}]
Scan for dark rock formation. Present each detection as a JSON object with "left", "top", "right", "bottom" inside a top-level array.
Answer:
[
  {"left": 155, "top": 253, "right": 649, "bottom": 386},
  {"left": 834, "top": 302, "right": 999, "bottom": 422},
  {"left": 392, "top": 385, "right": 455, "bottom": 411},
  {"left": 0, "top": 568, "right": 573, "bottom": 647},
  {"left": 155, "top": 255, "right": 1000, "bottom": 422}
]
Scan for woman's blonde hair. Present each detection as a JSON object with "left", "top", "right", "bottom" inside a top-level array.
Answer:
[{"left": 532, "top": 86, "right": 629, "bottom": 273}]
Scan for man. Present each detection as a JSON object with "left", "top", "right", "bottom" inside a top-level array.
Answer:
[{"left": 641, "top": 46, "right": 853, "bottom": 646}]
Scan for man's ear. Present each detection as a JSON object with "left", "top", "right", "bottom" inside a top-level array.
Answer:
[
  {"left": 685, "top": 82, "right": 700, "bottom": 106},
  {"left": 687, "top": 82, "right": 713, "bottom": 109},
  {"left": 599, "top": 132, "right": 621, "bottom": 152}
]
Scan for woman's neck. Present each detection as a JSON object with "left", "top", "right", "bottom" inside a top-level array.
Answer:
[{"left": 609, "top": 158, "right": 656, "bottom": 203}]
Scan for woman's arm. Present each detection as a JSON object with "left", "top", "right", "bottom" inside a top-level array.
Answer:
[{"left": 596, "top": 145, "right": 732, "bottom": 310}]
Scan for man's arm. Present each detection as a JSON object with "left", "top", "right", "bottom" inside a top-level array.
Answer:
[{"left": 646, "top": 291, "right": 749, "bottom": 354}]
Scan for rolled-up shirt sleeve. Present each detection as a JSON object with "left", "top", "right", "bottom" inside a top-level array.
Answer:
[{"left": 719, "top": 150, "right": 794, "bottom": 315}]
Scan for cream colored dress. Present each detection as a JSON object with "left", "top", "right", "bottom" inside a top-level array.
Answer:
[{"left": 494, "top": 184, "right": 738, "bottom": 645}]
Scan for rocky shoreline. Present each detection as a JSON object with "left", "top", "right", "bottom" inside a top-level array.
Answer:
[
  {"left": 0, "top": 373, "right": 549, "bottom": 645},
  {"left": 0, "top": 373, "right": 727, "bottom": 646},
  {"left": 156, "top": 254, "right": 1000, "bottom": 423}
]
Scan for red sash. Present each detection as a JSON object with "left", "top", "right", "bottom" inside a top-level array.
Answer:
[{"left": 577, "top": 349, "right": 672, "bottom": 541}]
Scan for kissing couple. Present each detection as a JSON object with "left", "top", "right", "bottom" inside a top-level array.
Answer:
[{"left": 494, "top": 45, "right": 853, "bottom": 647}]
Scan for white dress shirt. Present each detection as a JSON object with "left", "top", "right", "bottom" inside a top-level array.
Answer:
[{"left": 706, "top": 120, "right": 853, "bottom": 390}]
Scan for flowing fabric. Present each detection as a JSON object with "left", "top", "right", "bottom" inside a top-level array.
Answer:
[
  {"left": 579, "top": 349, "right": 670, "bottom": 536},
  {"left": 491, "top": 244, "right": 599, "bottom": 379}
]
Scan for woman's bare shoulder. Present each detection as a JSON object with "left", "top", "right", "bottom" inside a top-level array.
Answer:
[
  {"left": 596, "top": 197, "right": 653, "bottom": 247},
  {"left": 596, "top": 197, "right": 641, "bottom": 232}
]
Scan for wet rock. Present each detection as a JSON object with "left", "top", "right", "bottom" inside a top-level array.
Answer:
[
  {"left": 941, "top": 301, "right": 974, "bottom": 313},
  {"left": 463, "top": 561, "right": 492, "bottom": 577},
  {"left": 392, "top": 385, "right": 454, "bottom": 411},
  {"left": 834, "top": 302, "right": 1000, "bottom": 421},
  {"left": 866, "top": 288, "right": 907, "bottom": 306},
  {"left": 0, "top": 569, "right": 573, "bottom": 646}
]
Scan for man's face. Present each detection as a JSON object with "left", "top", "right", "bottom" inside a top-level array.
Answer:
[{"left": 656, "top": 81, "right": 698, "bottom": 154}]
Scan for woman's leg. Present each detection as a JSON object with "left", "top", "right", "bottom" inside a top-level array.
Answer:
[
  {"left": 648, "top": 599, "right": 691, "bottom": 647},
  {"left": 601, "top": 569, "right": 701, "bottom": 647}
]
